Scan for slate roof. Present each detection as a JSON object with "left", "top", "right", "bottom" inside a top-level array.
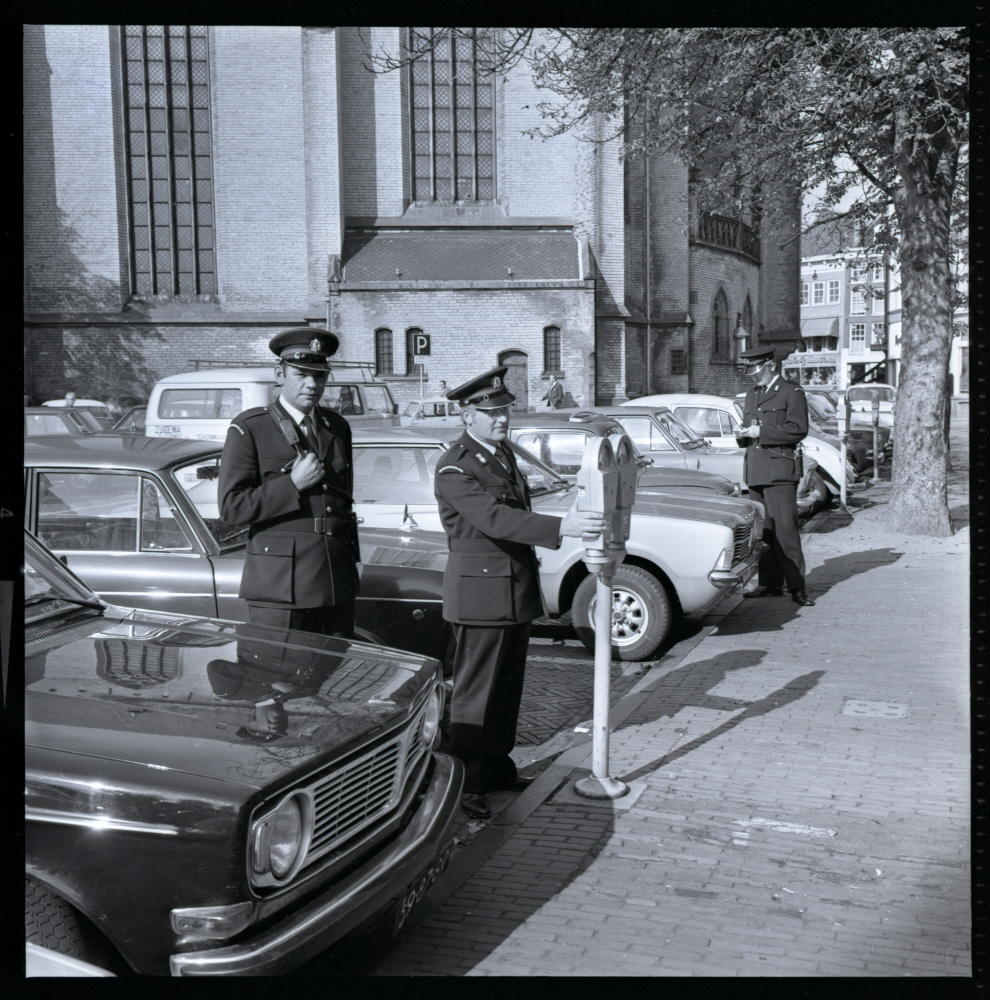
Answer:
[{"left": 341, "top": 229, "right": 581, "bottom": 281}]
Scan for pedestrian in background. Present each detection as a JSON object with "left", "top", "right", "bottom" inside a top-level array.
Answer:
[
  {"left": 735, "top": 346, "right": 815, "bottom": 607},
  {"left": 438, "top": 380, "right": 448, "bottom": 397},
  {"left": 542, "top": 375, "right": 564, "bottom": 409},
  {"left": 435, "top": 366, "right": 606, "bottom": 819},
  {"left": 219, "top": 329, "right": 361, "bottom": 638}
]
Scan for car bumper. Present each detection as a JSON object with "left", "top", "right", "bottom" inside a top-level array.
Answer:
[
  {"left": 707, "top": 540, "right": 768, "bottom": 588},
  {"left": 169, "top": 752, "right": 463, "bottom": 976}
]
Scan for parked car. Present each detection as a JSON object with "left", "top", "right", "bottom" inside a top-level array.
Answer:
[
  {"left": 145, "top": 365, "right": 399, "bottom": 442},
  {"left": 506, "top": 409, "right": 742, "bottom": 496},
  {"left": 846, "top": 383, "right": 896, "bottom": 432},
  {"left": 112, "top": 405, "right": 147, "bottom": 434},
  {"left": 23, "top": 526, "right": 462, "bottom": 976},
  {"left": 802, "top": 391, "right": 890, "bottom": 470},
  {"left": 349, "top": 427, "right": 766, "bottom": 661},
  {"left": 42, "top": 399, "right": 114, "bottom": 428},
  {"left": 399, "top": 397, "right": 462, "bottom": 428},
  {"left": 25, "top": 407, "right": 106, "bottom": 437},
  {"left": 24, "top": 434, "right": 455, "bottom": 666},
  {"left": 627, "top": 393, "right": 857, "bottom": 512}
]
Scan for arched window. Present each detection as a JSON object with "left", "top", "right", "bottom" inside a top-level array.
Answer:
[
  {"left": 374, "top": 329, "right": 393, "bottom": 376},
  {"left": 543, "top": 326, "right": 561, "bottom": 376},
  {"left": 711, "top": 290, "right": 730, "bottom": 360}
]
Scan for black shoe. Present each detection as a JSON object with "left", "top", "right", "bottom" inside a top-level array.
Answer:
[
  {"left": 460, "top": 793, "right": 491, "bottom": 819},
  {"left": 490, "top": 775, "right": 536, "bottom": 792},
  {"left": 791, "top": 589, "right": 815, "bottom": 606},
  {"left": 743, "top": 585, "right": 784, "bottom": 598}
]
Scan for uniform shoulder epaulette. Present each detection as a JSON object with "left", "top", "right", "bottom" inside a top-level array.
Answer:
[{"left": 238, "top": 406, "right": 270, "bottom": 421}]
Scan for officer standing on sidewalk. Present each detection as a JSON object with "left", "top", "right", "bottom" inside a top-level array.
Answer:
[
  {"left": 436, "top": 367, "right": 606, "bottom": 819},
  {"left": 736, "top": 346, "right": 815, "bottom": 607},
  {"left": 219, "top": 329, "right": 361, "bottom": 637}
]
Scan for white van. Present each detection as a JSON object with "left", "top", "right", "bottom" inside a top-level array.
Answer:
[{"left": 146, "top": 364, "right": 399, "bottom": 440}]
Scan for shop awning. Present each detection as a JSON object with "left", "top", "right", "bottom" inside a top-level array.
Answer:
[{"left": 801, "top": 317, "right": 839, "bottom": 338}]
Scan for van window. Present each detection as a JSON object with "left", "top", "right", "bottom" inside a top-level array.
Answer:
[
  {"left": 403, "top": 401, "right": 420, "bottom": 418},
  {"left": 321, "top": 385, "right": 364, "bottom": 416},
  {"left": 159, "top": 388, "right": 243, "bottom": 420},
  {"left": 359, "top": 385, "right": 395, "bottom": 415}
]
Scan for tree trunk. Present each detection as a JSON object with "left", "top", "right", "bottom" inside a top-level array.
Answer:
[{"left": 886, "top": 154, "right": 955, "bottom": 536}]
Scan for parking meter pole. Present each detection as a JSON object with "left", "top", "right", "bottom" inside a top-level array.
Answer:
[
  {"left": 838, "top": 394, "right": 851, "bottom": 510},
  {"left": 871, "top": 391, "right": 882, "bottom": 484},
  {"left": 573, "top": 433, "right": 635, "bottom": 802}
]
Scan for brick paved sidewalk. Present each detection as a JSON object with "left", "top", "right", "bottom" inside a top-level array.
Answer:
[{"left": 360, "top": 426, "right": 970, "bottom": 977}]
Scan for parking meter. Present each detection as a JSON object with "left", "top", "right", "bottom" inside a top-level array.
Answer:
[
  {"left": 573, "top": 434, "right": 633, "bottom": 802},
  {"left": 606, "top": 431, "right": 638, "bottom": 545},
  {"left": 575, "top": 436, "right": 619, "bottom": 555},
  {"left": 837, "top": 392, "right": 852, "bottom": 509}
]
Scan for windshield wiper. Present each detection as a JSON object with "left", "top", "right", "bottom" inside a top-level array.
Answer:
[{"left": 25, "top": 594, "right": 105, "bottom": 611}]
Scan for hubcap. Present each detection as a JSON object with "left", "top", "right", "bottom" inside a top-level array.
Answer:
[{"left": 588, "top": 587, "right": 649, "bottom": 647}]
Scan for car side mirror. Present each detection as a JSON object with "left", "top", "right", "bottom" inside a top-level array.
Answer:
[
  {"left": 393, "top": 403, "right": 399, "bottom": 415},
  {"left": 196, "top": 466, "right": 220, "bottom": 480}
]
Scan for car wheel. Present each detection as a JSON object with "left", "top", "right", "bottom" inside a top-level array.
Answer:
[
  {"left": 25, "top": 878, "right": 124, "bottom": 974},
  {"left": 572, "top": 565, "right": 672, "bottom": 662},
  {"left": 797, "top": 471, "right": 828, "bottom": 518}
]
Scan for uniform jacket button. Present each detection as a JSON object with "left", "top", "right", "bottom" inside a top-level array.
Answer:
[
  {"left": 483, "top": 568, "right": 488, "bottom": 573},
  {"left": 264, "top": 546, "right": 269, "bottom": 552}
]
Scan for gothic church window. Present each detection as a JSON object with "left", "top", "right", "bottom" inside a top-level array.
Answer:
[
  {"left": 543, "top": 326, "right": 561, "bottom": 376},
  {"left": 409, "top": 28, "right": 495, "bottom": 203},
  {"left": 375, "top": 329, "right": 394, "bottom": 375},
  {"left": 711, "top": 290, "right": 730, "bottom": 361},
  {"left": 120, "top": 25, "right": 216, "bottom": 298}
]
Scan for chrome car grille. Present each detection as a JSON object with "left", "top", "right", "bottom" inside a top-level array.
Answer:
[
  {"left": 296, "top": 688, "right": 434, "bottom": 870},
  {"left": 732, "top": 516, "right": 759, "bottom": 563}
]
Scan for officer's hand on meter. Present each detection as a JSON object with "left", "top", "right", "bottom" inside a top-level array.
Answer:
[
  {"left": 738, "top": 424, "right": 761, "bottom": 438},
  {"left": 559, "top": 504, "right": 606, "bottom": 538},
  {"left": 290, "top": 452, "right": 324, "bottom": 490}
]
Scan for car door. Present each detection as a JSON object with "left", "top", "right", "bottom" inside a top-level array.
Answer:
[
  {"left": 671, "top": 405, "right": 738, "bottom": 450},
  {"left": 30, "top": 468, "right": 219, "bottom": 617}
]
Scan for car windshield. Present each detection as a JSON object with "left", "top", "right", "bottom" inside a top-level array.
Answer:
[
  {"left": 510, "top": 429, "right": 590, "bottom": 476},
  {"left": 171, "top": 457, "right": 249, "bottom": 549},
  {"left": 353, "top": 441, "right": 567, "bottom": 501},
  {"left": 848, "top": 386, "right": 894, "bottom": 403},
  {"left": 357, "top": 385, "right": 396, "bottom": 415},
  {"left": 24, "top": 531, "right": 104, "bottom": 624},
  {"left": 653, "top": 410, "right": 705, "bottom": 447}
]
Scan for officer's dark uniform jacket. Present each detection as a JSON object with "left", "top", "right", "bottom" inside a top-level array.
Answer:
[
  {"left": 736, "top": 377, "right": 809, "bottom": 486},
  {"left": 219, "top": 397, "right": 359, "bottom": 609},
  {"left": 434, "top": 432, "right": 563, "bottom": 625}
]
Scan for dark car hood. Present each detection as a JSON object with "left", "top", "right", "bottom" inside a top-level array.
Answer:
[
  {"left": 534, "top": 485, "right": 756, "bottom": 528},
  {"left": 636, "top": 466, "right": 733, "bottom": 492},
  {"left": 25, "top": 607, "right": 437, "bottom": 790}
]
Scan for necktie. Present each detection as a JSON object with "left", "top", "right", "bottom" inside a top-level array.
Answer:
[{"left": 301, "top": 414, "right": 320, "bottom": 455}]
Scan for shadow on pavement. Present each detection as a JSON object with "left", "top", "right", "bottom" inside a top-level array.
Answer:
[
  {"left": 714, "top": 548, "right": 903, "bottom": 635},
  {"left": 618, "top": 668, "right": 825, "bottom": 784}
]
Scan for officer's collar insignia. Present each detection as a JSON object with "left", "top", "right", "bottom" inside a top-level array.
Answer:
[
  {"left": 309, "top": 338, "right": 322, "bottom": 352},
  {"left": 492, "top": 376, "right": 502, "bottom": 389},
  {"left": 475, "top": 452, "right": 488, "bottom": 464}
]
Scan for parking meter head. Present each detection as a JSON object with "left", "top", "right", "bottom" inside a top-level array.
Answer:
[
  {"left": 606, "top": 432, "right": 637, "bottom": 541},
  {"left": 577, "top": 436, "right": 620, "bottom": 553}
]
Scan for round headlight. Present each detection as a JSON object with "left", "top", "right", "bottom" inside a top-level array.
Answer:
[
  {"left": 269, "top": 797, "right": 303, "bottom": 878},
  {"left": 419, "top": 686, "right": 443, "bottom": 747}
]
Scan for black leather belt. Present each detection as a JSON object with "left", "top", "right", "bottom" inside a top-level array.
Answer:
[{"left": 313, "top": 514, "right": 356, "bottom": 534}]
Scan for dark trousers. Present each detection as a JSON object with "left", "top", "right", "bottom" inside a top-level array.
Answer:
[
  {"left": 247, "top": 602, "right": 355, "bottom": 638},
  {"left": 748, "top": 483, "right": 806, "bottom": 592},
  {"left": 449, "top": 621, "right": 531, "bottom": 793}
]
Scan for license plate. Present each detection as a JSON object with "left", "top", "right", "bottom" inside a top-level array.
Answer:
[{"left": 393, "top": 844, "right": 452, "bottom": 933}]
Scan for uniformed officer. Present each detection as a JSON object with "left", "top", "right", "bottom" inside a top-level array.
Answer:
[
  {"left": 735, "top": 346, "right": 815, "bottom": 607},
  {"left": 435, "top": 367, "right": 606, "bottom": 819},
  {"left": 219, "top": 328, "right": 361, "bottom": 637}
]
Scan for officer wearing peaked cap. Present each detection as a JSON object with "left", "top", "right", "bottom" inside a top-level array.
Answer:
[
  {"left": 219, "top": 328, "right": 362, "bottom": 637},
  {"left": 434, "top": 366, "right": 606, "bottom": 819},
  {"left": 735, "top": 345, "right": 815, "bottom": 607}
]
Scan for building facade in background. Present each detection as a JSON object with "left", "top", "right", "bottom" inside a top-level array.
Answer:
[
  {"left": 792, "top": 223, "right": 968, "bottom": 396},
  {"left": 24, "top": 25, "right": 800, "bottom": 410}
]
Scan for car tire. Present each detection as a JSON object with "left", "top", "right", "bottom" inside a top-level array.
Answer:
[
  {"left": 25, "top": 878, "right": 123, "bottom": 974},
  {"left": 572, "top": 565, "right": 672, "bottom": 662},
  {"left": 797, "top": 471, "right": 829, "bottom": 519}
]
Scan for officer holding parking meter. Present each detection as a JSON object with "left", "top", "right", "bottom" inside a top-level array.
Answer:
[
  {"left": 736, "top": 345, "right": 815, "bottom": 607},
  {"left": 435, "top": 367, "right": 606, "bottom": 819}
]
